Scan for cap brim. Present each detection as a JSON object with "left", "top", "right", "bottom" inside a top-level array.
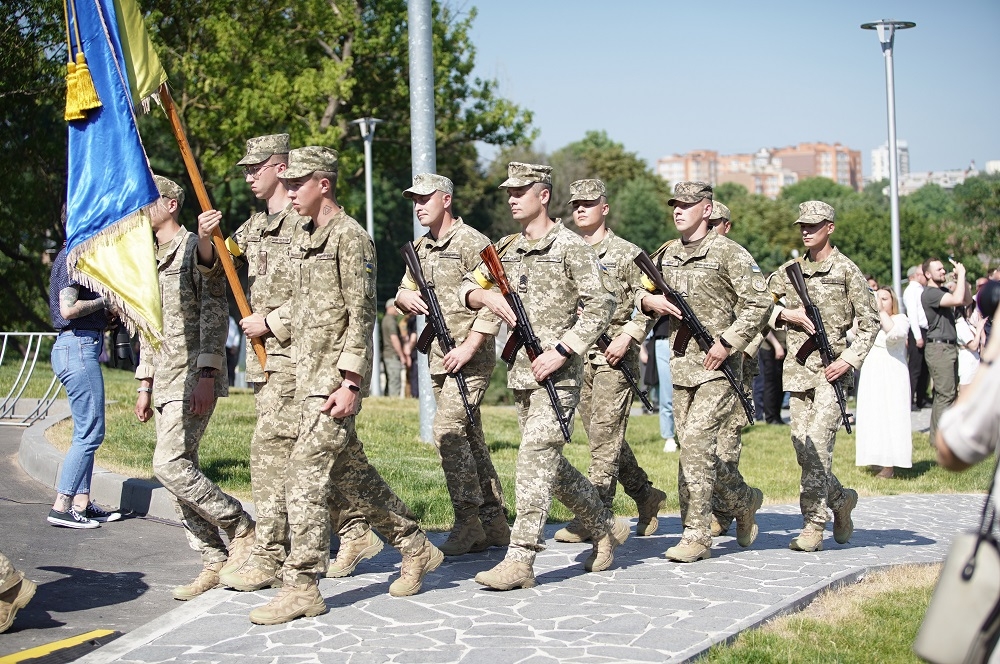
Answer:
[
  {"left": 498, "top": 177, "right": 536, "bottom": 189},
  {"left": 236, "top": 152, "right": 274, "bottom": 167},
  {"left": 794, "top": 215, "right": 832, "bottom": 224},
  {"left": 567, "top": 197, "right": 599, "bottom": 206},
  {"left": 668, "top": 194, "right": 711, "bottom": 206},
  {"left": 402, "top": 185, "right": 438, "bottom": 199},
  {"left": 278, "top": 166, "right": 315, "bottom": 180}
]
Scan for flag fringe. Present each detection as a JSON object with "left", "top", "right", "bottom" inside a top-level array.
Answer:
[{"left": 66, "top": 206, "right": 164, "bottom": 347}]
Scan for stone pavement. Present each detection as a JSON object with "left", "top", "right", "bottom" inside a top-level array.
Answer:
[{"left": 77, "top": 492, "right": 979, "bottom": 664}]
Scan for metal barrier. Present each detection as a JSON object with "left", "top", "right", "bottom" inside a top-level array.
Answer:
[{"left": 0, "top": 332, "right": 62, "bottom": 427}]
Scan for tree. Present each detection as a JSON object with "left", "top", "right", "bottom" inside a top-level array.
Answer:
[
  {"left": 612, "top": 178, "right": 674, "bottom": 251},
  {"left": 714, "top": 182, "right": 748, "bottom": 206},
  {"left": 951, "top": 175, "right": 1000, "bottom": 273}
]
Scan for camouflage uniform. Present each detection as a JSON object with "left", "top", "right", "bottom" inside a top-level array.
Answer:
[
  {"left": 767, "top": 201, "right": 878, "bottom": 534},
  {"left": 638, "top": 184, "right": 771, "bottom": 549},
  {"left": 460, "top": 213, "right": 618, "bottom": 563},
  {"left": 398, "top": 212, "right": 505, "bottom": 529},
  {"left": 136, "top": 221, "right": 247, "bottom": 565},
  {"left": 273, "top": 149, "right": 430, "bottom": 584}
]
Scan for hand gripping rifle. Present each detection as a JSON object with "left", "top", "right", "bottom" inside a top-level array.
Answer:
[
  {"left": 596, "top": 333, "right": 655, "bottom": 411},
  {"left": 399, "top": 241, "right": 476, "bottom": 424},
  {"left": 784, "top": 261, "right": 853, "bottom": 433},
  {"left": 633, "top": 250, "right": 756, "bottom": 426},
  {"left": 479, "top": 243, "right": 573, "bottom": 443}
]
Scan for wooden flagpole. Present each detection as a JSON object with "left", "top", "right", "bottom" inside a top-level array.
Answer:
[{"left": 158, "top": 83, "right": 267, "bottom": 373}]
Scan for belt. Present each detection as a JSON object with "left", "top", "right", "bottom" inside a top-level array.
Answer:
[
  {"left": 927, "top": 339, "right": 956, "bottom": 345},
  {"left": 58, "top": 328, "right": 102, "bottom": 337}
]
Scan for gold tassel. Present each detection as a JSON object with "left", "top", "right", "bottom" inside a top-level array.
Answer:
[
  {"left": 64, "top": 60, "right": 85, "bottom": 121},
  {"left": 72, "top": 51, "right": 102, "bottom": 112}
]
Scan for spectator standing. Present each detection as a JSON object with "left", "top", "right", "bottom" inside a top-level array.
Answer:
[
  {"left": 381, "top": 299, "right": 407, "bottom": 397},
  {"left": 757, "top": 328, "right": 786, "bottom": 424},
  {"left": 651, "top": 316, "right": 677, "bottom": 451},
  {"left": 902, "top": 265, "right": 930, "bottom": 410},
  {"left": 956, "top": 303, "right": 982, "bottom": 390},
  {"left": 225, "top": 316, "right": 240, "bottom": 387}
]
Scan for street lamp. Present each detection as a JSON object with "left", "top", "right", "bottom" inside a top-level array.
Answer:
[
  {"left": 351, "top": 116, "right": 384, "bottom": 396},
  {"left": 861, "top": 19, "right": 915, "bottom": 301}
]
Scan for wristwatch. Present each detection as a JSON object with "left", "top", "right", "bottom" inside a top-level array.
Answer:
[
  {"left": 345, "top": 383, "right": 361, "bottom": 393},
  {"left": 555, "top": 343, "right": 572, "bottom": 358}
]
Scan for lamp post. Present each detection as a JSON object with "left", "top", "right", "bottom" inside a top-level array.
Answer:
[
  {"left": 861, "top": 19, "right": 915, "bottom": 301},
  {"left": 351, "top": 116, "right": 384, "bottom": 396}
]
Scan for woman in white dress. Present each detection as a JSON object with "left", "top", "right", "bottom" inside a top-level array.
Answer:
[{"left": 856, "top": 287, "right": 912, "bottom": 478}]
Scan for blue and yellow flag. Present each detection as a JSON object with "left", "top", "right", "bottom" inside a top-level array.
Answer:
[{"left": 65, "top": 0, "right": 167, "bottom": 342}]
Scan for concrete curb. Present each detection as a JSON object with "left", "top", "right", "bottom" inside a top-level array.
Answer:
[{"left": 16, "top": 401, "right": 254, "bottom": 522}]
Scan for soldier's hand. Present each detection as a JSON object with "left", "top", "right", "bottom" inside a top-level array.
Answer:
[
  {"left": 394, "top": 290, "right": 427, "bottom": 316},
  {"left": 478, "top": 290, "right": 517, "bottom": 327},
  {"left": 241, "top": 313, "right": 268, "bottom": 338},
  {"left": 773, "top": 344, "right": 786, "bottom": 361},
  {"left": 531, "top": 348, "right": 567, "bottom": 382},
  {"left": 197, "top": 210, "right": 223, "bottom": 239},
  {"left": 703, "top": 339, "right": 731, "bottom": 371},
  {"left": 443, "top": 340, "right": 476, "bottom": 374},
  {"left": 190, "top": 376, "right": 216, "bottom": 415},
  {"left": 825, "top": 358, "right": 852, "bottom": 383},
  {"left": 320, "top": 386, "right": 358, "bottom": 419},
  {"left": 603, "top": 333, "right": 631, "bottom": 367},
  {"left": 779, "top": 307, "right": 816, "bottom": 335},
  {"left": 640, "top": 294, "right": 682, "bottom": 320},
  {"left": 134, "top": 392, "right": 153, "bottom": 423}
]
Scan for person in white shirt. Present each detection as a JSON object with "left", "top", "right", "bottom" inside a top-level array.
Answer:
[{"left": 902, "top": 265, "right": 930, "bottom": 410}]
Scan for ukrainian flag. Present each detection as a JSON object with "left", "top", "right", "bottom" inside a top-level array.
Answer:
[{"left": 64, "top": 0, "right": 167, "bottom": 341}]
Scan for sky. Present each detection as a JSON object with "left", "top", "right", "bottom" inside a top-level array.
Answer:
[{"left": 465, "top": 0, "right": 1000, "bottom": 177}]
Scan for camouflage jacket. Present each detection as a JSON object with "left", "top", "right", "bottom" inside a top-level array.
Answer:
[
  {"left": 269, "top": 209, "right": 377, "bottom": 399},
  {"left": 459, "top": 220, "right": 615, "bottom": 390},
  {"left": 585, "top": 229, "right": 653, "bottom": 368},
  {"left": 398, "top": 217, "right": 498, "bottom": 377},
  {"left": 636, "top": 229, "right": 772, "bottom": 388},
  {"left": 136, "top": 228, "right": 228, "bottom": 407},
  {"left": 227, "top": 203, "right": 303, "bottom": 381},
  {"left": 767, "top": 248, "right": 879, "bottom": 391}
]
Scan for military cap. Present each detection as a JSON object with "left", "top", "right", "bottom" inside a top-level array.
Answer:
[
  {"left": 236, "top": 133, "right": 290, "bottom": 166},
  {"left": 667, "top": 181, "right": 713, "bottom": 206},
  {"left": 794, "top": 200, "right": 836, "bottom": 224},
  {"left": 710, "top": 200, "right": 731, "bottom": 222},
  {"left": 153, "top": 175, "right": 185, "bottom": 207},
  {"left": 498, "top": 161, "right": 553, "bottom": 188},
  {"left": 403, "top": 173, "right": 454, "bottom": 199},
  {"left": 568, "top": 179, "right": 606, "bottom": 204},
  {"left": 278, "top": 146, "right": 339, "bottom": 180}
]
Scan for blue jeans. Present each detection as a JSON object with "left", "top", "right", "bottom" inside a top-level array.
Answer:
[
  {"left": 655, "top": 338, "right": 675, "bottom": 439},
  {"left": 51, "top": 329, "right": 106, "bottom": 496}
]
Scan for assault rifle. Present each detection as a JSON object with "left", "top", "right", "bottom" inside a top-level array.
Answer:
[
  {"left": 479, "top": 243, "right": 573, "bottom": 443},
  {"left": 784, "top": 261, "right": 853, "bottom": 433},
  {"left": 633, "top": 250, "right": 756, "bottom": 426},
  {"left": 596, "top": 333, "right": 654, "bottom": 411},
  {"left": 399, "top": 241, "right": 476, "bottom": 424}
]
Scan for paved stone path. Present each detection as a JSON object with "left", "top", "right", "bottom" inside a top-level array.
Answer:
[{"left": 80, "top": 492, "right": 977, "bottom": 664}]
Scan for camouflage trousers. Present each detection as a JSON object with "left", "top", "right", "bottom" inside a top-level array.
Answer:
[
  {"left": 249, "top": 372, "right": 298, "bottom": 567},
  {"left": 432, "top": 371, "right": 505, "bottom": 523},
  {"left": 674, "top": 380, "right": 754, "bottom": 546},
  {"left": 283, "top": 397, "right": 424, "bottom": 584},
  {"left": 0, "top": 551, "right": 17, "bottom": 594},
  {"left": 708, "top": 360, "right": 757, "bottom": 523},
  {"left": 508, "top": 387, "right": 613, "bottom": 563},
  {"left": 579, "top": 360, "right": 655, "bottom": 509},
  {"left": 152, "top": 400, "right": 247, "bottom": 565},
  {"left": 789, "top": 382, "right": 852, "bottom": 529}
]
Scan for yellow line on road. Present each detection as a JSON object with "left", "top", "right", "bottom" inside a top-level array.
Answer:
[{"left": 0, "top": 629, "right": 114, "bottom": 663}]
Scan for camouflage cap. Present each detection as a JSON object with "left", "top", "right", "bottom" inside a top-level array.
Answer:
[
  {"left": 794, "top": 200, "right": 836, "bottom": 224},
  {"left": 278, "top": 146, "right": 339, "bottom": 180},
  {"left": 153, "top": 175, "right": 185, "bottom": 207},
  {"left": 498, "top": 161, "right": 553, "bottom": 188},
  {"left": 567, "top": 179, "right": 606, "bottom": 204},
  {"left": 667, "top": 181, "right": 713, "bottom": 206},
  {"left": 709, "top": 200, "right": 731, "bottom": 222},
  {"left": 402, "top": 172, "right": 454, "bottom": 199},
  {"left": 236, "top": 133, "right": 290, "bottom": 166}
]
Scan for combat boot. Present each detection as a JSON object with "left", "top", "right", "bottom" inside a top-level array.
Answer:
[
  {"left": 585, "top": 518, "right": 630, "bottom": 572},
  {"left": 220, "top": 557, "right": 281, "bottom": 592},
  {"left": 735, "top": 487, "right": 764, "bottom": 547},
  {"left": 665, "top": 534, "right": 711, "bottom": 563},
  {"left": 0, "top": 574, "right": 36, "bottom": 634},
  {"left": 789, "top": 525, "right": 824, "bottom": 552},
  {"left": 471, "top": 514, "right": 511, "bottom": 552},
  {"left": 326, "top": 528, "right": 384, "bottom": 578},
  {"left": 388, "top": 537, "right": 443, "bottom": 597},
  {"left": 173, "top": 562, "right": 223, "bottom": 601},
  {"left": 248, "top": 581, "right": 327, "bottom": 625},
  {"left": 474, "top": 559, "right": 537, "bottom": 590},
  {"left": 833, "top": 488, "right": 858, "bottom": 544},
  {"left": 635, "top": 487, "right": 667, "bottom": 536},
  {"left": 438, "top": 513, "right": 487, "bottom": 556},
  {"left": 220, "top": 517, "right": 256, "bottom": 578},
  {"left": 553, "top": 518, "right": 591, "bottom": 543},
  {"left": 710, "top": 514, "right": 731, "bottom": 537}
]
